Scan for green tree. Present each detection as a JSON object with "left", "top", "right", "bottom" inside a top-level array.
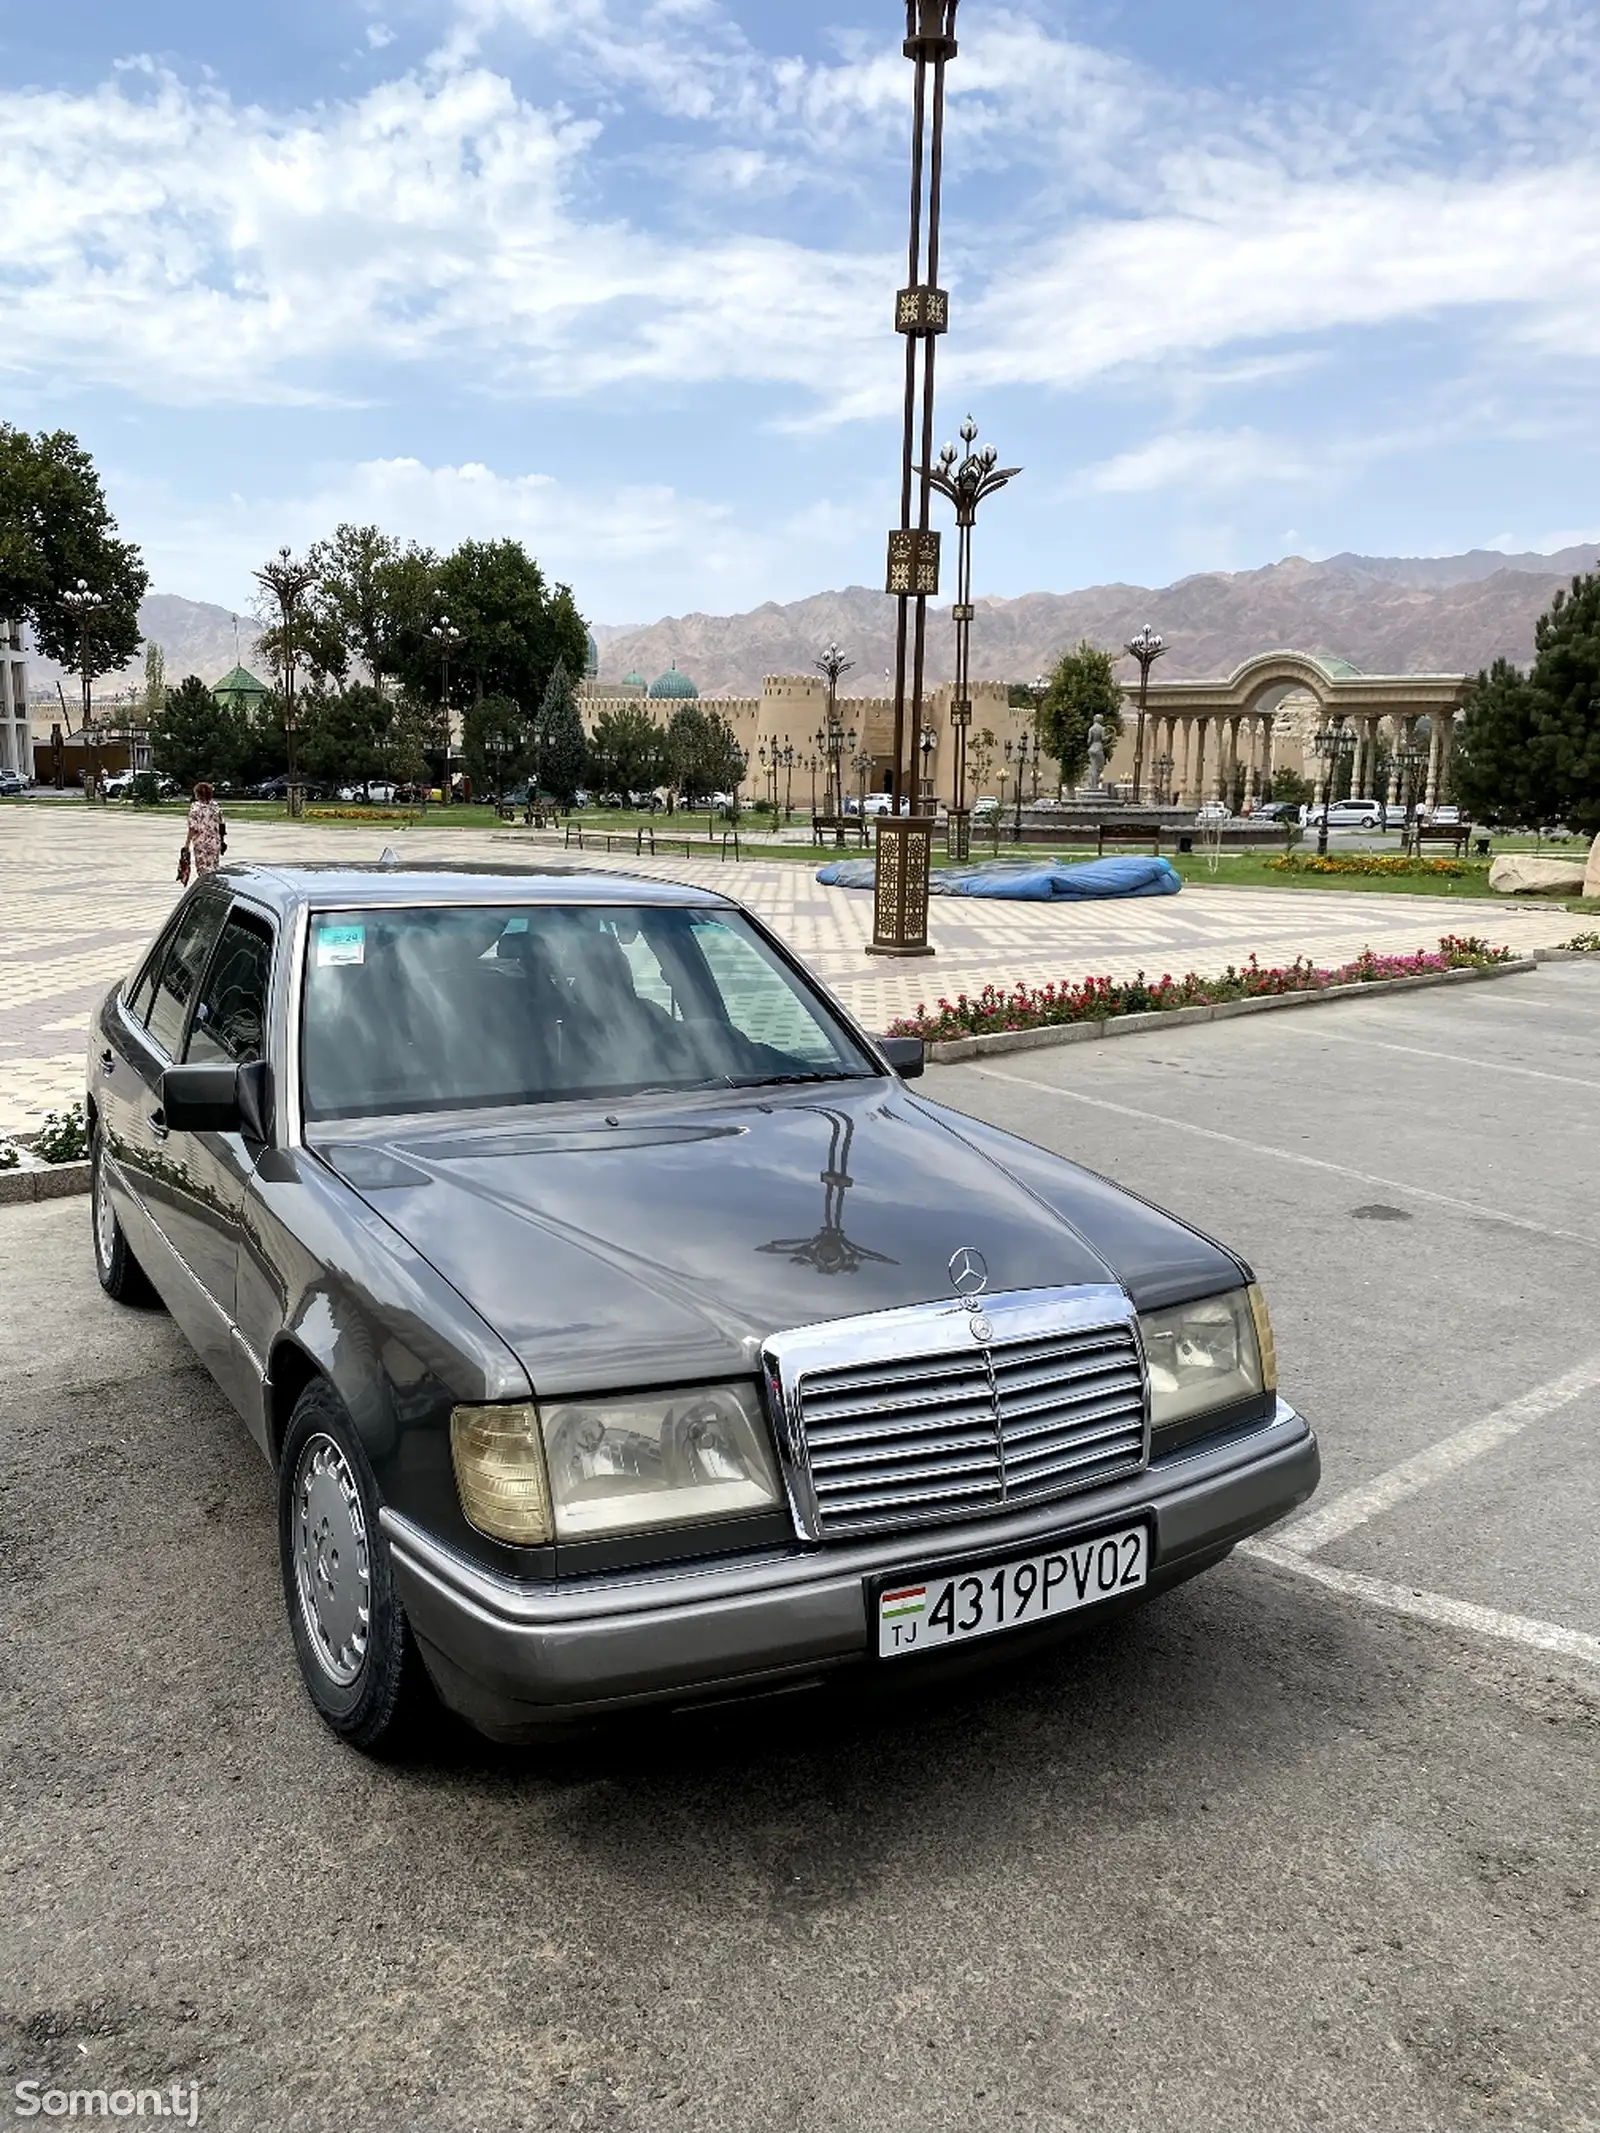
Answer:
[
  {"left": 0, "top": 427, "right": 147, "bottom": 674},
  {"left": 1454, "top": 659, "right": 1543, "bottom": 828},
  {"left": 1270, "top": 765, "right": 1312, "bottom": 808},
  {"left": 1527, "top": 572, "right": 1600, "bottom": 833},
  {"left": 306, "top": 524, "right": 439, "bottom": 691},
  {"left": 591, "top": 703, "right": 666, "bottom": 796},
  {"left": 463, "top": 692, "right": 531, "bottom": 799},
  {"left": 141, "top": 642, "right": 165, "bottom": 725},
  {"left": 665, "top": 703, "right": 743, "bottom": 804},
  {"left": 300, "top": 683, "right": 393, "bottom": 791},
  {"left": 1038, "top": 641, "right": 1125, "bottom": 790},
  {"left": 400, "top": 539, "right": 588, "bottom": 721},
  {"left": 150, "top": 677, "right": 241, "bottom": 789},
  {"left": 535, "top": 660, "right": 588, "bottom": 804}
]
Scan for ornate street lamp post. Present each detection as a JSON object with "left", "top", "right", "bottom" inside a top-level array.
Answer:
[
  {"left": 853, "top": 746, "right": 873, "bottom": 821},
  {"left": 1008, "top": 731, "right": 1033, "bottom": 842},
  {"left": 918, "top": 722, "right": 937, "bottom": 810},
  {"left": 814, "top": 642, "right": 854, "bottom": 842},
  {"left": 1395, "top": 740, "right": 1425, "bottom": 854},
  {"left": 872, "top": 0, "right": 961, "bottom": 956},
  {"left": 1312, "top": 722, "right": 1355, "bottom": 857},
  {"left": 1124, "top": 625, "right": 1166, "bottom": 805},
  {"left": 254, "top": 547, "right": 318, "bottom": 818},
  {"left": 430, "top": 615, "right": 462, "bottom": 806},
  {"left": 923, "top": 414, "right": 1020, "bottom": 861}
]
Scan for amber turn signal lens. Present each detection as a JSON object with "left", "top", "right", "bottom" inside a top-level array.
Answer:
[
  {"left": 1247, "top": 1283, "right": 1278, "bottom": 1393},
  {"left": 450, "top": 1403, "right": 553, "bottom": 1545}
]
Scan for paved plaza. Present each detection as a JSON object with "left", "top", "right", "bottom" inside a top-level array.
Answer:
[{"left": 0, "top": 801, "right": 1582, "bottom": 1130}]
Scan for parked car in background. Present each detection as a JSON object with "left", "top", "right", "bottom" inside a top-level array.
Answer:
[
  {"left": 254, "top": 775, "right": 330, "bottom": 802},
  {"left": 1304, "top": 799, "right": 1386, "bottom": 831},
  {"left": 0, "top": 770, "right": 27, "bottom": 797},
  {"left": 336, "top": 783, "right": 401, "bottom": 804},
  {"left": 969, "top": 796, "right": 1000, "bottom": 821},
  {"left": 1194, "top": 801, "right": 1233, "bottom": 824},
  {"left": 87, "top": 862, "right": 1318, "bottom": 1749},
  {"left": 1244, "top": 801, "right": 1293, "bottom": 826},
  {"left": 1418, "top": 804, "right": 1464, "bottom": 828}
]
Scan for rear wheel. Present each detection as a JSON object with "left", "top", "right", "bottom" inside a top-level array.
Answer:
[
  {"left": 278, "top": 1378, "right": 428, "bottom": 1753},
  {"left": 90, "top": 1127, "right": 157, "bottom": 1306}
]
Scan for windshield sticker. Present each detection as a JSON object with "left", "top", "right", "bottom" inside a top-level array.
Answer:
[{"left": 316, "top": 924, "right": 365, "bottom": 967}]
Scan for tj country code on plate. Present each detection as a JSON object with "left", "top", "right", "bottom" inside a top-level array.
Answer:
[{"left": 876, "top": 1522, "right": 1149, "bottom": 1659}]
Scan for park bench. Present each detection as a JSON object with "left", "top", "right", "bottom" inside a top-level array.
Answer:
[
  {"left": 1412, "top": 819, "right": 1474, "bottom": 859},
  {"left": 812, "top": 812, "right": 871, "bottom": 848},
  {"left": 1093, "top": 820, "right": 1167, "bottom": 857}
]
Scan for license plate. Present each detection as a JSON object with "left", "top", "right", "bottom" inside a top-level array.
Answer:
[{"left": 875, "top": 1521, "right": 1149, "bottom": 1659}]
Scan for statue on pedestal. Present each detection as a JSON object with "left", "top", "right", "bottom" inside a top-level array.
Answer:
[{"left": 1087, "top": 717, "right": 1106, "bottom": 792}]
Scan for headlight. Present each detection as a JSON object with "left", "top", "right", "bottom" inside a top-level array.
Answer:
[
  {"left": 451, "top": 1385, "right": 783, "bottom": 1546},
  {"left": 1138, "top": 1284, "right": 1276, "bottom": 1433},
  {"left": 542, "top": 1383, "right": 781, "bottom": 1540}
]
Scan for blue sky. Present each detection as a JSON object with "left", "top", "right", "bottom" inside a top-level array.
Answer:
[{"left": 4, "top": 0, "right": 1599, "bottom": 625}]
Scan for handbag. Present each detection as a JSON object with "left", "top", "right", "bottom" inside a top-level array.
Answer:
[
  {"left": 177, "top": 844, "right": 192, "bottom": 886},
  {"left": 219, "top": 819, "right": 228, "bottom": 855}
]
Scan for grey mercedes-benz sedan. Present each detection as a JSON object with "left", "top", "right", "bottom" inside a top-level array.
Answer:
[{"left": 88, "top": 862, "right": 1318, "bottom": 1749}]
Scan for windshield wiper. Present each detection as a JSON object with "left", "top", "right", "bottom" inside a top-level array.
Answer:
[{"left": 725, "top": 1070, "right": 865, "bottom": 1088}]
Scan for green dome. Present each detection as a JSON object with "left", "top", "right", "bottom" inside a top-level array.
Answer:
[
  {"left": 649, "top": 665, "right": 699, "bottom": 701},
  {"left": 584, "top": 631, "right": 599, "bottom": 680},
  {"left": 622, "top": 671, "right": 649, "bottom": 690}
]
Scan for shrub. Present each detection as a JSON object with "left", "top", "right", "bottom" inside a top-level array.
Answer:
[
  {"left": 33, "top": 1102, "right": 89, "bottom": 1163},
  {"left": 1268, "top": 853, "right": 1479, "bottom": 879},
  {"left": 0, "top": 1138, "right": 18, "bottom": 1171}
]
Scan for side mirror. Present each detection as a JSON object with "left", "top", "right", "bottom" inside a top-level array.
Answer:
[
  {"left": 160, "top": 1060, "right": 274, "bottom": 1141},
  {"left": 878, "top": 1035, "right": 925, "bottom": 1080}
]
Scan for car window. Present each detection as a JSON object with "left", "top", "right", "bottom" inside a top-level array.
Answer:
[
  {"left": 145, "top": 895, "right": 230, "bottom": 1060},
  {"left": 125, "top": 911, "right": 185, "bottom": 1026},
  {"left": 300, "top": 903, "right": 876, "bottom": 1121},
  {"left": 185, "top": 911, "right": 274, "bottom": 1066}
]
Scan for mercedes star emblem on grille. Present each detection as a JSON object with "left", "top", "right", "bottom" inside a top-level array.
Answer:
[{"left": 948, "top": 1246, "right": 988, "bottom": 1299}]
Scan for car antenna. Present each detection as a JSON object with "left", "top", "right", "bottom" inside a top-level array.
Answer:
[{"left": 378, "top": 846, "right": 402, "bottom": 868}]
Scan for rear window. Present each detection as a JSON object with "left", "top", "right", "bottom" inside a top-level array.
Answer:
[{"left": 300, "top": 903, "right": 875, "bottom": 1121}]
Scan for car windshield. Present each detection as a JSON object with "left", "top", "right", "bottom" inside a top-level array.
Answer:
[{"left": 300, "top": 902, "right": 878, "bottom": 1120}]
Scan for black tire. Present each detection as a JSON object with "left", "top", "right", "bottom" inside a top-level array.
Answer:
[
  {"left": 278, "top": 1378, "right": 427, "bottom": 1753},
  {"left": 90, "top": 1127, "right": 158, "bottom": 1306}
]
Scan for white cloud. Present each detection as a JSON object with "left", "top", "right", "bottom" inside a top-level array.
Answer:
[
  {"left": 1081, "top": 430, "right": 1315, "bottom": 497},
  {"left": 133, "top": 453, "right": 862, "bottom": 620},
  {"left": 366, "top": 23, "right": 397, "bottom": 50}
]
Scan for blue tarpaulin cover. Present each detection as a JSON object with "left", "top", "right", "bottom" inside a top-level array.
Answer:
[{"left": 815, "top": 854, "right": 1183, "bottom": 901}]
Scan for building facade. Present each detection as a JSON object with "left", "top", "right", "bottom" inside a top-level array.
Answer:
[
  {"left": 579, "top": 670, "right": 1056, "bottom": 811},
  {"left": 0, "top": 621, "right": 27, "bottom": 778}
]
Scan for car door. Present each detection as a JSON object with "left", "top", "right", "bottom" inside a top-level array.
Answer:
[
  {"left": 114, "top": 889, "right": 233, "bottom": 1358},
  {"left": 160, "top": 901, "right": 279, "bottom": 1413}
]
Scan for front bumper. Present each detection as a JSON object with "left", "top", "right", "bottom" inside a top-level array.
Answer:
[{"left": 382, "top": 1399, "right": 1319, "bottom": 1741}]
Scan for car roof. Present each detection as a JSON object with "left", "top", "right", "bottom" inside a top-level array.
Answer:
[{"left": 218, "top": 861, "right": 735, "bottom": 918}]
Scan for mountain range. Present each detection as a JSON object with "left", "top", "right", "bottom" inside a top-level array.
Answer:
[{"left": 24, "top": 545, "right": 1599, "bottom": 703}]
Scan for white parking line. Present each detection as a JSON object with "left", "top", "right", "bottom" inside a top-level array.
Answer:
[
  {"left": 1317, "top": 1032, "right": 1600, "bottom": 1092},
  {"left": 970, "top": 1065, "right": 1600, "bottom": 1250},
  {"left": 1264, "top": 1353, "right": 1600, "bottom": 1559},
  {"left": 1243, "top": 1548, "right": 1600, "bottom": 1670}
]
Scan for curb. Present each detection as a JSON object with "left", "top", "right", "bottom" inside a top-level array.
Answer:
[
  {"left": 0, "top": 1158, "right": 92, "bottom": 1206},
  {"left": 924, "top": 957, "right": 1540, "bottom": 1064}
]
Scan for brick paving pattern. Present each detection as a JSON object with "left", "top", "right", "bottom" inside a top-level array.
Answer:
[{"left": 0, "top": 802, "right": 1575, "bottom": 1130}]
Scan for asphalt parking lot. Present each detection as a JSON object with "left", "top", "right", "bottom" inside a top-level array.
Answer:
[{"left": 3, "top": 963, "right": 1598, "bottom": 2133}]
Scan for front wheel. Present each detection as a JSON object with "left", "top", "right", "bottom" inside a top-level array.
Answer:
[
  {"left": 278, "top": 1379, "right": 429, "bottom": 1753},
  {"left": 91, "top": 1128, "right": 158, "bottom": 1306}
]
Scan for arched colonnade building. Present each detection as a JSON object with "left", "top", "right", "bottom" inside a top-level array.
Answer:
[{"left": 1129, "top": 652, "right": 1471, "bottom": 809}]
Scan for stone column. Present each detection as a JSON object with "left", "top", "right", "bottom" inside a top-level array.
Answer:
[
  {"left": 1424, "top": 716, "right": 1443, "bottom": 808},
  {"left": 1437, "top": 712, "right": 1457, "bottom": 804},
  {"left": 1189, "top": 718, "right": 1205, "bottom": 806}
]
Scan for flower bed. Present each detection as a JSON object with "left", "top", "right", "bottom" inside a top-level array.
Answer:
[
  {"left": 306, "top": 807, "right": 416, "bottom": 823},
  {"left": 889, "top": 936, "right": 1514, "bottom": 1043},
  {"left": 1268, "top": 853, "right": 1481, "bottom": 879}
]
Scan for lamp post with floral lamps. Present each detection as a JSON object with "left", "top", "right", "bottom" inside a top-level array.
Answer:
[
  {"left": 1124, "top": 625, "right": 1166, "bottom": 805},
  {"left": 430, "top": 615, "right": 462, "bottom": 806}
]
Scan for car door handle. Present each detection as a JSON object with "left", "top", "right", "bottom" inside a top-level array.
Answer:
[
  {"left": 99, "top": 1049, "right": 115, "bottom": 1077},
  {"left": 148, "top": 1108, "right": 169, "bottom": 1141}
]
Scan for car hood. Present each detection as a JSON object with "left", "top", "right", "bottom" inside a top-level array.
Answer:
[{"left": 315, "top": 1085, "right": 1237, "bottom": 1396}]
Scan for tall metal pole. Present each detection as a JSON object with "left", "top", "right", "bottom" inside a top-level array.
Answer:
[
  {"left": 928, "top": 413, "right": 1018, "bottom": 861},
  {"left": 1125, "top": 625, "right": 1166, "bottom": 805},
  {"left": 872, "top": 0, "right": 960, "bottom": 959}
]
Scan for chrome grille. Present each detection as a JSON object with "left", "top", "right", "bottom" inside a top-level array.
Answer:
[{"left": 784, "top": 1303, "right": 1148, "bottom": 1540}]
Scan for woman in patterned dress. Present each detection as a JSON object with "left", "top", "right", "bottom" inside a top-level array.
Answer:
[{"left": 184, "top": 782, "right": 226, "bottom": 877}]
